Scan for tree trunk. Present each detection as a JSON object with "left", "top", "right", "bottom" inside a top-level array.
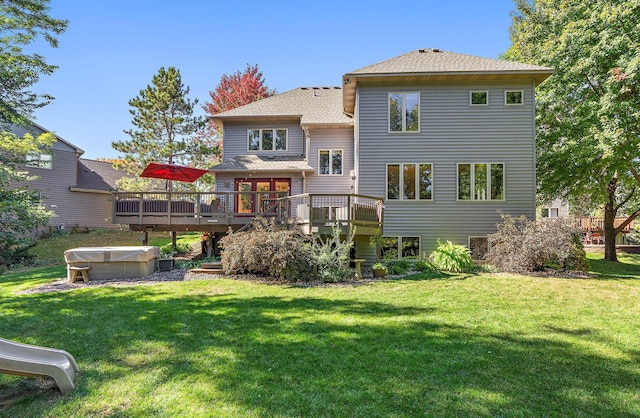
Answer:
[{"left": 603, "top": 202, "right": 618, "bottom": 261}]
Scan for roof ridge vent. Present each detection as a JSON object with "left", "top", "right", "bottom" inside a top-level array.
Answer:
[{"left": 418, "top": 48, "right": 441, "bottom": 53}]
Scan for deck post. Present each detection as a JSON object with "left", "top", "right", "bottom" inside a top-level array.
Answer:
[
  {"left": 171, "top": 231, "right": 177, "bottom": 252},
  {"left": 207, "top": 233, "right": 213, "bottom": 258}
]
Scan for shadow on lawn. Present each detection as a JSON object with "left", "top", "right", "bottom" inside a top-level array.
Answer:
[
  {"left": 588, "top": 256, "right": 640, "bottom": 280},
  {"left": 1, "top": 286, "right": 639, "bottom": 417}
]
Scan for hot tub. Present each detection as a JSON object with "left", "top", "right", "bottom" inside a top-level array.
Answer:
[{"left": 63, "top": 246, "right": 160, "bottom": 281}]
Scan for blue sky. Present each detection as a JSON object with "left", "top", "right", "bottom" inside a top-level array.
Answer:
[{"left": 32, "top": 0, "right": 517, "bottom": 159}]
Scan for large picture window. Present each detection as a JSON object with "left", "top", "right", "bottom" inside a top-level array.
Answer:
[
  {"left": 318, "top": 149, "right": 343, "bottom": 175},
  {"left": 389, "top": 92, "right": 419, "bottom": 132},
  {"left": 248, "top": 129, "right": 287, "bottom": 151},
  {"left": 387, "top": 163, "right": 432, "bottom": 200},
  {"left": 457, "top": 163, "right": 504, "bottom": 201}
]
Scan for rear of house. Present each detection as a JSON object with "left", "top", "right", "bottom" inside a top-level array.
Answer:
[{"left": 343, "top": 49, "right": 552, "bottom": 261}]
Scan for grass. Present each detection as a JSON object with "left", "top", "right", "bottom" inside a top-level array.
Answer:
[
  {"left": 29, "top": 229, "right": 202, "bottom": 265},
  {"left": 0, "top": 252, "right": 639, "bottom": 416}
]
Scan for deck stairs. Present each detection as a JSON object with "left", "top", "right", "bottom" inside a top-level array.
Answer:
[{"left": 189, "top": 261, "right": 227, "bottom": 274}]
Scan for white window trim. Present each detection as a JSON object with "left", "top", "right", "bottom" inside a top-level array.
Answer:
[
  {"left": 318, "top": 149, "right": 343, "bottom": 176},
  {"left": 456, "top": 162, "right": 505, "bottom": 202},
  {"left": 386, "top": 163, "right": 433, "bottom": 201},
  {"left": 247, "top": 128, "right": 288, "bottom": 152},
  {"left": 388, "top": 92, "right": 420, "bottom": 133},
  {"left": 380, "top": 235, "right": 422, "bottom": 260},
  {"left": 470, "top": 91, "right": 489, "bottom": 106},
  {"left": 504, "top": 90, "right": 524, "bottom": 106}
]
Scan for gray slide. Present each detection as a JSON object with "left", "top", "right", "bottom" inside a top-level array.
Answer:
[{"left": 0, "top": 337, "right": 79, "bottom": 394}]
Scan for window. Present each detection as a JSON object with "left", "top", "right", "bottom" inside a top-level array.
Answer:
[
  {"left": 389, "top": 92, "right": 419, "bottom": 132},
  {"left": 25, "top": 152, "right": 52, "bottom": 169},
  {"left": 387, "top": 163, "right": 432, "bottom": 200},
  {"left": 378, "top": 236, "right": 421, "bottom": 260},
  {"left": 470, "top": 91, "right": 488, "bottom": 106},
  {"left": 318, "top": 149, "right": 343, "bottom": 175},
  {"left": 457, "top": 163, "right": 504, "bottom": 201},
  {"left": 248, "top": 129, "right": 287, "bottom": 151},
  {"left": 469, "top": 236, "right": 489, "bottom": 260},
  {"left": 505, "top": 91, "right": 523, "bottom": 105}
]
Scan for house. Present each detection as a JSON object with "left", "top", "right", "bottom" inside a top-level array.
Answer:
[
  {"left": 113, "top": 49, "right": 553, "bottom": 263},
  {"left": 8, "top": 122, "right": 128, "bottom": 234}
]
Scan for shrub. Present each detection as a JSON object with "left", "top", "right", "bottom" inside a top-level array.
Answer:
[
  {"left": 487, "top": 214, "right": 588, "bottom": 273},
  {"left": 311, "top": 224, "right": 354, "bottom": 282},
  {"left": 429, "top": 240, "right": 473, "bottom": 273},
  {"left": 414, "top": 260, "right": 440, "bottom": 273},
  {"left": 160, "top": 242, "right": 191, "bottom": 258},
  {"left": 220, "top": 218, "right": 315, "bottom": 281},
  {"left": 386, "top": 259, "right": 411, "bottom": 275}
]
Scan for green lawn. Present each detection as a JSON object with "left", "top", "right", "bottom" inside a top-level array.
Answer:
[{"left": 1, "top": 253, "right": 639, "bottom": 416}]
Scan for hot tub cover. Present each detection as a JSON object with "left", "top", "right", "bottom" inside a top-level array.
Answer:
[{"left": 64, "top": 246, "right": 160, "bottom": 263}]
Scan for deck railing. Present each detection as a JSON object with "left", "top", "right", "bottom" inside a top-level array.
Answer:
[
  {"left": 112, "top": 191, "right": 384, "bottom": 234},
  {"left": 574, "top": 217, "right": 634, "bottom": 232}
]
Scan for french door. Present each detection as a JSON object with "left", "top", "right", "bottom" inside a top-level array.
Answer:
[{"left": 235, "top": 178, "right": 291, "bottom": 214}]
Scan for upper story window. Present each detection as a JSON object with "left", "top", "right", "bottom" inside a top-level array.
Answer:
[
  {"left": 25, "top": 151, "right": 52, "bottom": 169},
  {"left": 319, "top": 149, "right": 342, "bottom": 175},
  {"left": 389, "top": 92, "right": 419, "bottom": 132},
  {"left": 387, "top": 163, "right": 432, "bottom": 200},
  {"left": 505, "top": 91, "right": 523, "bottom": 105},
  {"left": 248, "top": 129, "right": 287, "bottom": 151},
  {"left": 470, "top": 91, "right": 488, "bottom": 106},
  {"left": 457, "top": 163, "right": 504, "bottom": 201}
]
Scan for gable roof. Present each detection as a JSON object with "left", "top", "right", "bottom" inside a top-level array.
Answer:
[
  {"left": 342, "top": 48, "right": 554, "bottom": 113},
  {"left": 72, "top": 159, "right": 129, "bottom": 193},
  {"left": 209, "top": 87, "right": 352, "bottom": 128}
]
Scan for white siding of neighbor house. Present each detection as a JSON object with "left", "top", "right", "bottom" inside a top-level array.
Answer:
[
  {"left": 357, "top": 80, "right": 537, "bottom": 256},
  {"left": 222, "top": 120, "right": 304, "bottom": 161},
  {"left": 305, "top": 127, "right": 354, "bottom": 195}
]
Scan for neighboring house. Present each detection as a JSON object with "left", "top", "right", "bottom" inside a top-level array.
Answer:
[
  {"left": 8, "top": 122, "right": 128, "bottom": 234},
  {"left": 210, "top": 49, "right": 553, "bottom": 261},
  {"left": 113, "top": 48, "right": 553, "bottom": 263},
  {"left": 540, "top": 198, "right": 570, "bottom": 218}
]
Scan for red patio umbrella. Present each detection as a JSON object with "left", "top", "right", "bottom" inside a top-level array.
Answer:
[{"left": 140, "top": 162, "right": 208, "bottom": 182}]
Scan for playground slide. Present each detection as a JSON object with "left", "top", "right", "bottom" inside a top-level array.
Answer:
[{"left": 0, "top": 337, "right": 79, "bottom": 394}]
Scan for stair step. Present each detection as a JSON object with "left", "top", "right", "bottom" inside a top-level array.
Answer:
[
  {"left": 200, "top": 262, "right": 223, "bottom": 269},
  {"left": 190, "top": 268, "right": 235, "bottom": 275}
]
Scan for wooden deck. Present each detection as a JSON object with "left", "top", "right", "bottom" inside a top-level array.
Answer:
[{"left": 112, "top": 192, "right": 384, "bottom": 236}]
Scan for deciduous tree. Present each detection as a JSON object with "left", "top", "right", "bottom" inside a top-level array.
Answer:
[
  {"left": 0, "top": 0, "right": 66, "bottom": 270},
  {"left": 505, "top": 0, "right": 640, "bottom": 261},
  {"left": 204, "top": 64, "right": 274, "bottom": 117}
]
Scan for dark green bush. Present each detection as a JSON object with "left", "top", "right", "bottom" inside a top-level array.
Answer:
[
  {"left": 414, "top": 260, "right": 440, "bottom": 273},
  {"left": 386, "top": 259, "right": 411, "bottom": 275}
]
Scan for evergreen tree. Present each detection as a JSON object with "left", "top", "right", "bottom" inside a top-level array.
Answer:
[{"left": 112, "top": 67, "right": 218, "bottom": 191}]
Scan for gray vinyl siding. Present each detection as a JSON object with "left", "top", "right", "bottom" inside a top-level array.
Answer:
[
  {"left": 306, "top": 127, "right": 354, "bottom": 194},
  {"left": 222, "top": 120, "right": 303, "bottom": 161},
  {"left": 357, "top": 80, "right": 537, "bottom": 256},
  {"left": 18, "top": 147, "right": 116, "bottom": 230}
]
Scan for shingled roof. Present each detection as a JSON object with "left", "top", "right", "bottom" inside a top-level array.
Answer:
[
  {"left": 342, "top": 48, "right": 554, "bottom": 113},
  {"left": 73, "top": 159, "right": 130, "bottom": 192},
  {"left": 210, "top": 155, "right": 314, "bottom": 173},
  {"left": 209, "top": 87, "right": 352, "bottom": 128}
]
